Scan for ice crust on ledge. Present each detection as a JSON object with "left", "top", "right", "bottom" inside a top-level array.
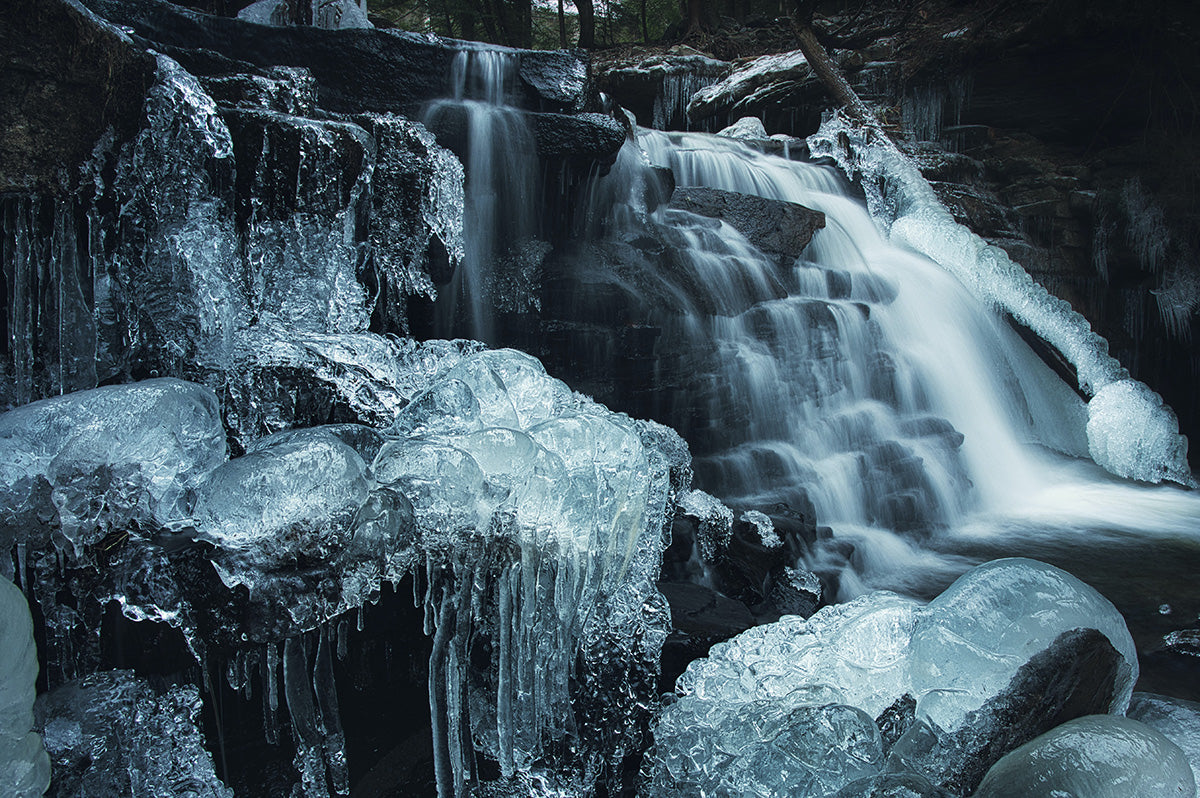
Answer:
[
  {"left": 808, "top": 112, "right": 1193, "bottom": 486},
  {"left": 0, "top": 578, "right": 50, "bottom": 798},
  {"left": 0, "top": 345, "right": 681, "bottom": 797},
  {"left": 642, "top": 558, "right": 1137, "bottom": 797},
  {"left": 0, "top": 379, "right": 227, "bottom": 559},
  {"left": 1086, "top": 379, "right": 1191, "bottom": 484},
  {"left": 973, "top": 715, "right": 1195, "bottom": 798}
]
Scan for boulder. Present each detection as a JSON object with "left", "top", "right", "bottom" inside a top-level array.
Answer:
[
  {"left": 669, "top": 186, "right": 825, "bottom": 266},
  {"left": 887, "top": 628, "right": 1126, "bottom": 795}
]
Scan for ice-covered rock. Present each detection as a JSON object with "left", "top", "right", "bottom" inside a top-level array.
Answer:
[
  {"left": 676, "top": 489, "right": 733, "bottom": 561},
  {"left": 193, "top": 425, "right": 413, "bottom": 632},
  {"left": 907, "top": 558, "right": 1137, "bottom": 731},
  {"left": 644, "top": 558, "right": 1141, "bottom": 797},
  {"left": 718, "top": 116, "right": 770, "bottom": 140},
  {"left": 372, "top": 348, "right": 679, "bottom": 794},
  {"left": 889, "top": 627, "right": 1128, "bottom": 794},
  {"left": 1128, "top": 692, "right": 1200, "bottom": 784},
  {"left": 643, "top": 592, "right": 921, "bottom": 795},
  {"left": 973, "top": 715, "right": 1196, "bottom": 798},
  {"left": 808, "top": 112, "right": 1194, "bottom": 485},
  {"left": 33, "top": 670, "right": 232, "bottom": 798},
  {"left": 0, "top": 378, "right": 227, "bottom": 558},
  {"left": 1087, "top": 379, "right": 1192, "bottom": 485},
  {"left": 0, "top": 577, "right": 50, "bottom": 798},
  {"left": 688, "top": 50, "right": 813, "bottom": 125}
]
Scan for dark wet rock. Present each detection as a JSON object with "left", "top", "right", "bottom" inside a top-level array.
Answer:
[
  {"left": 875, "top": 694, "right": 917, "bottom": 754},
  {"left": 82, "top": 0, "right": 592, "bottom": 115},
  {"left": 887, "top": 628, "right": 1125, "bottom": 796},
  {"left": 0, "top": 0, "right": 155, "bottom": 194},
  {"left": 423, "top": 105, "right": 625, "bottom": 164},
  {"left": 669, "top": 186, "right": 825, "bottom": 266},
  {"left": 658, "top": 581, "right": 756, "bottom": 689}
]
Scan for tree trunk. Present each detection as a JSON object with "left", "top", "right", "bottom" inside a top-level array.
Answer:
[
  {"left": 790, "top": 17, "right": 873, "bottom": 124},
  {"left": 685, "top": 0, "right": 703, "bottom": 36},
  {"left": 577, "top": 0, "right": 595, "bottom": 48},
  {"left": 558, "top": 0, "right": 566, "bottom": 47}
]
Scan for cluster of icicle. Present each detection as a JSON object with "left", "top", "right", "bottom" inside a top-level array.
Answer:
[{"left": 808, "top": 111, "right": 1194, "bottom": 486}]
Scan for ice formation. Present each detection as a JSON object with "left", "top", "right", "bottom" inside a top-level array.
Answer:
[
  {"left": 973, "top": 715, "right": 1196, "bottom": 798},
  {"left": 238, "top": 0, "right": 372, "bottom": 29},
  {"left": 1086, "top": 379, "right": 1191, "bottom": 484},
  {"left": 907, "top": 557, "right": 1137, "bottom": 730},
  {"left": 33, "top": 670, "right": 231, "bottom": 798},
  {"left": 642, "top": 558, "right": 1138, "bottom": 796},
  {"left": 808, "top": 112, "right": 1194, "bottom": 485},
  {"left": 1127, "top": 693, "right": 1200, "bottom": 785},
  {"left": 0, "top": 378, "right": 227, "bottom": 559},
  {"left": 0, "top": 578, "right": 50, "bottom": 798},
  {"left": 374, "top": 347, "right": 677, "bottom": 794}
]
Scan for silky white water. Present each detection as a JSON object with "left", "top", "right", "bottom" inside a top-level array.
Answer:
[
  {"left": 424, "top": 49, "right": 538, "bottom": 343},
  {"left": 619, "top": 128, "right": 1200, "bottom": 627}
]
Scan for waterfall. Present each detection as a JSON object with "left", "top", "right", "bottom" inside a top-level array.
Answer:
[
  {"left": 591, "top": 127, "right": 1200, "bottom": 607},
  {"left": 423, "top": 49, "right": 539, "bottom": 344}
]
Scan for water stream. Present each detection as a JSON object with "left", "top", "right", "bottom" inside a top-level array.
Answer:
[
  {"left": 423, "top": 50, "right": 1200, "bottom": 696},
  {"left": 618, "top": 128, "right": 1200, "bottom": 663}
]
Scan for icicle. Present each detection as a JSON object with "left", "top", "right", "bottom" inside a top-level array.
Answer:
[
  {"left": 266, "top": 641, "right": 279, "bottom": 713},
  {"left": 356, "top": 605, "right": 364, "bottom": 632},
  {"left": 243, "top": 649, "right": 255, "bottom": 701},
  {"left": 336, "top": 620, "right": 348, "bottom": 662},
  {"left": 16, "top": 543, "right": 27, "bottom": 590},
  {"left": 283, "top": 635, "right": 328, "bottom": 798},
  {"left": 314, "top": 630, "right": 350, "bottom": 796},
  {"left": 428, "top": 586, "right": 455, "bottom": 798}
]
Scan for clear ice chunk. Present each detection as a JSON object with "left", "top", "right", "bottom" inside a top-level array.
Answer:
[
  {"left": 907, "top": 557, "right": 1137, "bottom": 730},
  {"left": 33, "top": 670, "right": 232, "bottom": 798},
  {"left": 0, "top": 577, "right": 50, "bottom": 798},
  {"left": 973, "top": 715, "right": 1196, "bottom": 798},
  {"left": 0, "top": 378, "right": 227, "bottom": 556}
]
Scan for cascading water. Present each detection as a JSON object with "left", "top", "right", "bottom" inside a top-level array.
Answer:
[
  {"left": 588, "top": 126, "right": 1200, "bottom": 628},
  {"left": 423, "top": 49, "right": 539, "bottom": 344}
]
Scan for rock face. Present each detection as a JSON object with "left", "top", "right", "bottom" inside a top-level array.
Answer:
[
  {"left": 593, "top": 48, "right": 731, "bottom": 130},
  {"left": 0, "top": 0, "right": 155, "bottom": 194},
  {"left": 81, "top": 0, "right": 589, "bottom": 115}
]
